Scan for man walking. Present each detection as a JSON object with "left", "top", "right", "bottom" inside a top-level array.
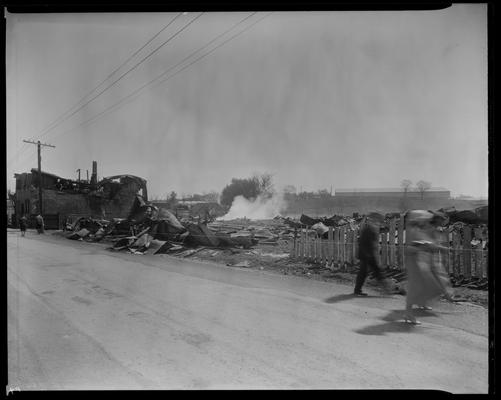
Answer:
[{"left": 354, "top": 212, "right": 390, "bottom": 296}]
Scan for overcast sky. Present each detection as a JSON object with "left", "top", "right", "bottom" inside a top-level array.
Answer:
[{"left": 6, "top": 5, "right": 488, "bottom": 199}]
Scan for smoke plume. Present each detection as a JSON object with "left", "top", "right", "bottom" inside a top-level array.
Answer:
[{"left": 220, "top": 193, "right": 287, "bottom": 220}]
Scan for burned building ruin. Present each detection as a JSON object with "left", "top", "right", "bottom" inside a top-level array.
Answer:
[{"left": 12, "top": 161, "right": 148, "bottom": 229}]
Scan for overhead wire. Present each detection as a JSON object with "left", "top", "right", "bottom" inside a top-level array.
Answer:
[
  {"left": 8, "top": 13, "right": 183, "bottom": 166},
  {"left": 36, "top": 12, "right": 184, "bottom": 138},
  {"left": 36, "top": 11, "right": 204, "bottom": 141},
  {"left": 45, "top": 12, "right": 272, "bottom": 143},
  {"left": 9, "top": 12, "right": 271, "bottom": 170}
]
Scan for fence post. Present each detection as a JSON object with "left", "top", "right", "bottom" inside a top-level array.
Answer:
[
  {"left": 320, "top": 236, "right": 325, "bottom": 264},
  {"left": 334, "top": 227, "right": 339, "bottom": 264},
  {"left": 352, "top": 229, "right": 357, "bottom": 263},
  {"left": 310, "top": 233, "right": 314, "bottom": 262},
  {"left": 297, "top": 230, "right": 301, "bottom": 260},
  {"left": 347, "top": 228, "right": 352, "bottom": 264},
  {"left": 304, "top": 231, "right": 308, "bottom": 261},
  {"left": 482, "top": 229, "right": 489, "bottom": 279},
  {"left": 305, "top": 229, "right": 309, "bottom": 261},
  {"left": 354, "top": 226, "right": 359, "bottom": 265},
  {"left": 381, "top": 230, "right": 388, "bottom": 268},
  {"left": 474, "top": 228, "right": 483, "bottom": 280},
  {"left": 315, "top": 234, "right": 319, "bottom": 262},
  {"left": 452, "top": 230, "right": 461, "bottom": 277},
  {"left": 310, "top": 232, "right": 314, "bottom": 262},
  {"left": 389, "top": 218, "right": 396, "bottom": 266},
  {"left": 340, "top": 226, "right": 346, "bottom": 267},
  {"left": 299, "top": 228, "right": 305, "bottom": 261},
  {"left": 397, "top": 216, "right": 404, "bottom": 270},
  {"left": 328, "top": 226, "right": 333, "bottom": 267},
  {"left": 447, "top": 230, "right": 452, "bottom": 275},
  {"left": 463, "top": 227, "right": 472, "bottom": 278},
  {"left": 323, "top": 235, "right": 328, "bottom": 265},
  {"left": 315, "top": 235, "right": 322, "bottom": 263}
]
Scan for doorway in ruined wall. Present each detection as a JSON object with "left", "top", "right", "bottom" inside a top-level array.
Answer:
[{"left": 24, "top": 199, "right": 31, "bottom": 216}]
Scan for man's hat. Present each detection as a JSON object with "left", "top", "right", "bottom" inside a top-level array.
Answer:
[{"left": 367, "top": 212, "right": 384, "bottom": 223}]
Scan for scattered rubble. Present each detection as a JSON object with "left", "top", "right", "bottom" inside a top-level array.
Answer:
[{"left": 58, "top": 203, "right": 488, "bottom": 300}]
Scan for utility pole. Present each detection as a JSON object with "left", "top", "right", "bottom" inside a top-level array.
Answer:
[{"left": 22, "top": 140, "right": 56, "bottom": 216}]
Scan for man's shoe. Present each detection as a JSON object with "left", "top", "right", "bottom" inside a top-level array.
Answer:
[{"left": 354, "top": 291, "right": 368, "bottom": 296}]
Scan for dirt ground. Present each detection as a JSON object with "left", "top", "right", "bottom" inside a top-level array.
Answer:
[
  {"left": 169, "top": 239, "right": 489, "bottom": 309},
  {"left": 48, "top": 227, "right": 489, "bottom": 309}
]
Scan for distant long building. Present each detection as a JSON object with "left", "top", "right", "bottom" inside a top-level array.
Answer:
[{"left": 334, "top": 187, "right": 450, "bottom": 199}]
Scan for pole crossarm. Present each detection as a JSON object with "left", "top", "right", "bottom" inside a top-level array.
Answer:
[
  {"left": 21, "top": 139, "right": 56, "bottom": 216},
  {"left": 23, "top": 139, "right": 56, "bottom": 148}
]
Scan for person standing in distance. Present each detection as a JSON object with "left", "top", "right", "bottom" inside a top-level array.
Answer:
[
  {"left": 19, "top": 215, "right": 27, "bottom": 237},
  {"left": 354, "top": 212, "right": 389, "bottom": 296},
  {"left": 35, "top": 214, "right": 44, "bottom": 234}
]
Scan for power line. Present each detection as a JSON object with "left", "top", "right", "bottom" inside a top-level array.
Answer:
[
  {"left": 7, "top": 144, "right": 30, "bottom": 166},
  {"left": 7, "top": 139, "right": 40, "bottom": 167},
  {"left": 8, "top": 13, "right": 183, "bottom": 166},
  {"left": 45, "top": 12, "right": 271, "bottom": 143},
  {"left": 37, "top": 12, "right": 204, "bottom": 141},
  {"left": 36, "top": 12, "right": 183, "bottom": 139}
]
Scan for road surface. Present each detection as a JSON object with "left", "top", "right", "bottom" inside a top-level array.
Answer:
[{"left": 7, "top": 229, "right": 489, "bottom": 391}]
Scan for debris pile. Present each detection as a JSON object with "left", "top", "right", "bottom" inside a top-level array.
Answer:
[
  {"left": 58, "top": 203, "right": 488, "bottom": 292},
  {"left": 61, "top": 198, "right": 299, "bottom": 255}
]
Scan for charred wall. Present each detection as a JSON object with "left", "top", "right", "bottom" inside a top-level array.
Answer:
[{"left": 13, "top": 173, "right": 147, "bottom": 225}]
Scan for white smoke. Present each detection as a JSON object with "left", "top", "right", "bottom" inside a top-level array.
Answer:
[{"left": 220, "top": 192, "right": 287, "bottom": 220}]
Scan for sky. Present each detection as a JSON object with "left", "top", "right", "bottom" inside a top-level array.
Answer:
[{"left": 6, "top": 5, "right": 488, "bottom": 199}]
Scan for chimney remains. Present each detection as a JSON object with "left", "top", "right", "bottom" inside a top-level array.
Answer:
[{"left": 90, "top": 161, "right": 97, "bottom": 185}]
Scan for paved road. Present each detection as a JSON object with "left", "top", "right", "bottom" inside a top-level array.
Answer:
[{"left": 7, "top": 230, "right": 488, "bottom": 391}]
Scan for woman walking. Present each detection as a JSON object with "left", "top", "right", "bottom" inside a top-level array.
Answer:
[{"left": 403, "top": 210, "right": 453, "bottom": 324}]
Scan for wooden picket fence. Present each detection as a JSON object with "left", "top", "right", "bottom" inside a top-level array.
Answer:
[{"left": 289, "top": 219, "right": 488, "bottom": 279}]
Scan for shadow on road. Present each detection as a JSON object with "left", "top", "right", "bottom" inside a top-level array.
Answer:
[
  {"left": 324, "top": 293, "right": 379, "bottom": 304},
  {"left": 354, "top": 321, "right": 419, "bottom": 335},
  {"left": 355, "top": 309, "right": 439, "bottom": 336}
]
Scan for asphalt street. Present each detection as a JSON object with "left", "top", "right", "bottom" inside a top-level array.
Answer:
[{"left": 7, "top": 230, "right": 489, "bottom": 391}]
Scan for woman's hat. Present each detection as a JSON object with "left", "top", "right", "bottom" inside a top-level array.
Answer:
[{"left": 406, "top": 210, "right": 433, "bottom": 224}]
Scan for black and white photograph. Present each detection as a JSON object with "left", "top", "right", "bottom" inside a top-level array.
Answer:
[{"left": 5, "top": 4, "right": 489, "bottom": 392}]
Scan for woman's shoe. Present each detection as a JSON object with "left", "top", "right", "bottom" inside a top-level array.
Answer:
[{"left": 403, "top": 314, "right": 421, "bottom": 325}]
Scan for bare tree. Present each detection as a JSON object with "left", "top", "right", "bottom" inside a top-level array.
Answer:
[
  {"left": 204, "top": 191, "right": 220, "bottom": 202},
  {"left": 257, "top": 172, "right": 274, "bottom": 198},
  {"left": 168, "top": 191, "right": 178, "bottom": 207},
  {"left": 400, "top": 179, "right": 412, "bottom": 196},
  {"left": 283, "top": 185, "right": 297, "bottom": 194},
  {"left": 416, "top": 180, "right": 431, "bottom": 200}
]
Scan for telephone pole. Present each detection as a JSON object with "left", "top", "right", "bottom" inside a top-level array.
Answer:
[{"left": 22, "top": 140, "right": 56, "bottom": 215}]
